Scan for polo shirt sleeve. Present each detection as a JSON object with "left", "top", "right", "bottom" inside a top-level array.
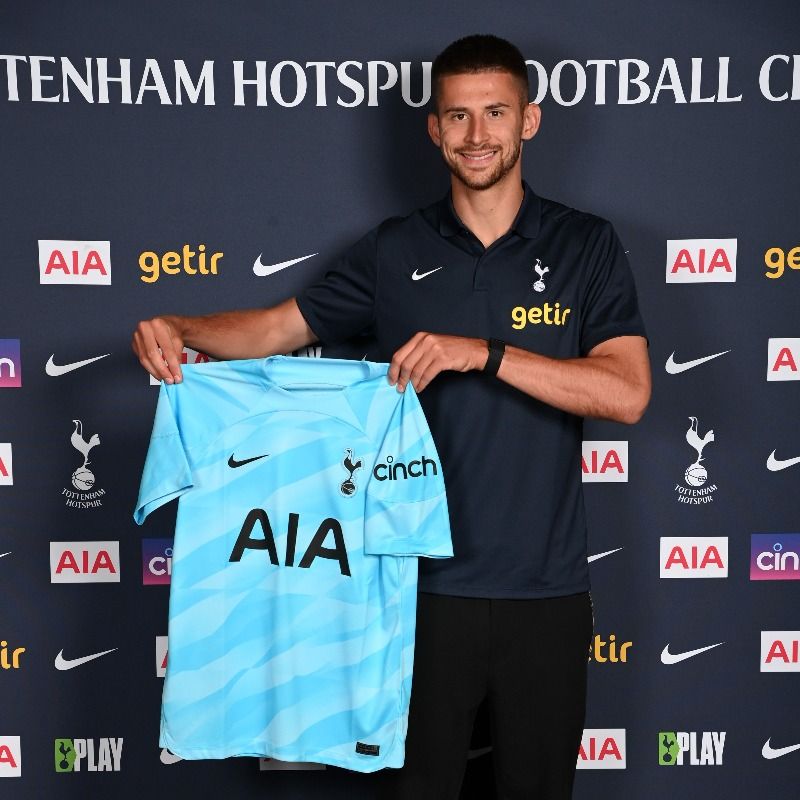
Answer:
[
  {"left": 295, "top": 227, "right": 378, "bottom": 345},
  {"left": 579, "top": 220, "right": 647, "bottom": 355}
]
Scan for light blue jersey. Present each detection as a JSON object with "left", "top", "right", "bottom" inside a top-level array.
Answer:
[{"left": 134, "top": 356, "right": 452, "bottom": 771}]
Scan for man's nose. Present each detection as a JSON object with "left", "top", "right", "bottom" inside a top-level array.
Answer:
[{"left": 464, "top": 116, "right": 488, "bottom": 145}]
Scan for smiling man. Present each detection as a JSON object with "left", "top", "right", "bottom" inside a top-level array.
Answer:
[{"left": 133, "top": 34, "right": 649, "bottom": 800}]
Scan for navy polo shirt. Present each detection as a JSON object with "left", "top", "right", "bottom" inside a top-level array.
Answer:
[{"left": 296, "top": 182, "right": 646, "bottom": 599}]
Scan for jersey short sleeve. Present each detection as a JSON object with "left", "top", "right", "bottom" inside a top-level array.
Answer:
[{"left": 579, "top": 220, "right": 647, "bottom": 355}]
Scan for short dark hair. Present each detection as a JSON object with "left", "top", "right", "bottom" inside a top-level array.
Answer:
[{"left": 431, "top": 35, "right": 529, "bottom": 108}]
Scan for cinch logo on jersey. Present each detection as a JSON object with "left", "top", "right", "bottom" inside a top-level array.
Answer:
[
  {"left": 750, "top": 534, "right": 800, "bottom": 580},
  {"left": 142, "top": 539, "right": 173, "bottom": 585},
  {"left": 0, "top": 444, "right": 12, "bottom": 486},
  {"left": 581, "top": 441, "right": 627, "bottom": 482},
  {"left": 767, "top": 338, "right": 800, "bottom": 381},
  {"left": 510, "top": 301, "right": 571, "bottom": 329},
  {"left": 54, "top": 738, "right": 122, "bottom": 772},
  {"left": 0, "top": 736, "right": 21, "bottom": 778},
  {"left": 50, "top": 542, "right": 120, "bottom": 583},
  {"left": 372, "top": 454, "right": 439, "bottom": 481},
  {"left": 761, "top": 632, "right": 800, "bottom": 672},
  {"left": 63, "top": 420, "right": 105, "bottom": 508},
  {"left": 659, "top": 731, "right": 725, "bottom": 766},
  {"left": 1, "top": 640, "right": 25, "bottom": 670},
  {"left": 150, "top": 347, "right": 216, "bottom": 384},
  {"left": 588, "top": 634, "right": 632, "bottom": 663},
  {"left": 0, "top": 340, "right": 22, "bottom": 388},
  {"left": 576, "top": 729, "right": 626, "bottom": 769},
  {"left": 675, "top": 416, "right": 717, "bottom": 504},
  {"left": 666, "top": 239, "right": 736, "bottom": 283},
  {"left": 139, "top": 244, "right": 223, "bottom": 283},
  {"left": 38, "top": 240, "right": 111, "bottom": 285},
  {"left": 660, "top": 537, "right": 728, "bottom": 578},
  {"left": 764, "top": 245, "right": 800, "bottom": 279},
  {"left": 156, "top": 636, "right": 168, "bottom": 677}
]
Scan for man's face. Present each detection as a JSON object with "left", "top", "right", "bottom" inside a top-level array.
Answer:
[{"left": 428, "top": 70, "right": 539, "bottom": 191}]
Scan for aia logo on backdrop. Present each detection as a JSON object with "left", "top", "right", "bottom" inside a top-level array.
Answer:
[
  {"left": 581, "top": 441, "right": 627, "bottom": 482},
  {"left": 576, "top": 729, "right": 626, "bottom": 769},
  {"left": 761, "top": 632, "right": 800, "bottom": 672},
  {"left": 750, "top": 534, "right": 800, "bottom": 580},
  {"left": 675, "top": 416, "right": 717, "bottom": 504},
  {"left": 62, "top": 420, "right": 105, "bottom": 508},
  {"left": 38, "top": 240, "right": 111, "bottom": 285},
  {"left": 142, "top": 539, "right": 173, "bottom": 585},
  {"left": 0, "top": 340, "right": 22, "bottom": 388},
  {"left": 660, "top": 537, "right": 728, "bottom": 578},
  {"left": 767, "top": 339, "right": 800, "bottom": 381},
  {"left": 0, "top": 444, "right": 12, "bottom": 486},
  {"left": 666, "top": 239, "right": 736, "bottom": 283},
  {"left": 50, "top": 541, "right": 120, "bottom": 583},
  {"left": 0, "top": 736, "right": 21, "bottom": 777},
  {"left": 156, "top": 636, "right": 168, "bottom": 677},
  {"left": 150, "top": 347, "right": 215, "bottom": 384},
  {"left": 659, "top": 731, "right": 725, "bottom": 765}
]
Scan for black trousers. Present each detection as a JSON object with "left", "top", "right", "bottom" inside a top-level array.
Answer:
[{"left": 376, "top": 591, "right": 593, "bottom": 800}]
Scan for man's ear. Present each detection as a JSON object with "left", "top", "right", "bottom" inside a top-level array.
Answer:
[
  {"left": 427, "top": 112, "right": 442, "bottom": 147},
  {"left": 521, "top": 102, "right": 541, "bottom": 141}
]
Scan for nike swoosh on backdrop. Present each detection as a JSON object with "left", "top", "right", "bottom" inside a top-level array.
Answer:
[
  {"left": 767, "top": 451, "right": 800, "bottom": 472},
  {"left": 54, "top": 647, "right": 118, "bottom": 671},
  {"left": 253, "top": 252, "right": 317, "bottom": 277},
  {"left": 665, "top": 350, "right": 730, "bottom": 374},
  {"left": 45, "top": 353, "right": 111, "bottom": 376},
  {"left": 660, "top": 642, "right": 725, "bottom": 665},
  {"left": 228, "top": 454, "right": 269, "bottom": 469},
  {"left": 160, "top": 748, "right": 183, "bottom": 765},
  {"left": 762, "top": 739, "right": 800, "bottom": 760},
  {"left": 0, "top": 552, "right": 11, "bottom": 559},
  {"left": 588, "top": 547, "right": 623, "bottom": 563},
  {"left": 411, "top": 267, "right": 444, "bottom": 281}
]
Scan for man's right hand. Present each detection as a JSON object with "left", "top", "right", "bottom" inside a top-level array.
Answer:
[{"left": 133, "top": 315, "right": 187, "bottom": 384}]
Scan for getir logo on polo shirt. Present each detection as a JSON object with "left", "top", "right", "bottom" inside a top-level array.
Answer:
[
  {"left": 581, "top": 441, "right": 627, "bottom": 482},
  {"left": 50, "top": 542, "right": 120, "bottom": 583},
  {"left": 761, "top": 632, "right": 800, "bottom": 672},
  {"left": 38, "top": 240, "right": 111, "bottom": 285},
  {"left": 659, "top": 731, "right": 725, "bottom": 765},
  {"left": 666, "top": 239, "right": 736, "bottom": 283},
  {"left": 54, "top": 738, "right": 122, "bottom": 772},
  {"left": 660, "top": 537, "right": 728, "bottom": 578},
  {"left": 767, "top": 339, "right": 800, "bottom": 381},
  {"left": 0, "top": 737, "right": 21, "bottom": 777},
  {"left": 510, "top": 302, "right": 571, "bottom": 329},
  {"left": 576, "top": 729, "right": 626, "bottom": 769}
]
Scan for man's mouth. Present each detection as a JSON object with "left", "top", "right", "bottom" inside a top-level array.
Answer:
[{"left": 458, "top": 150, "right": 496, "bottom": 162}]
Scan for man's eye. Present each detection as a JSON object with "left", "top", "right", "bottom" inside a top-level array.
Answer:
[
  {"left": 489, "top": 110, "right": 502, "bottom": 118},
  {"left": 452, "top": 113, "right": 466, "bottom": 121}
]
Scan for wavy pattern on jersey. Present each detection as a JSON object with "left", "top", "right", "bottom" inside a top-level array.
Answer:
[{"left": 135, "top": 357, "right": 451, "bottom": 771}]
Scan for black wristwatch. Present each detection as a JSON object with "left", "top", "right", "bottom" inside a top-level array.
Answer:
[{"left": 483, "top": 338, "right": 505, "bottom": 377}]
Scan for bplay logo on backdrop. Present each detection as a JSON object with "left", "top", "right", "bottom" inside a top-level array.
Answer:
[
  {"left": 576, "top": 729, "right": 626, "bottom": 769},
  {"left": 54, "top": 738, "right": 122, "bottom": 772},
  {"left": 63, "top": 420, "right": 105, "bottom": 508},
  {"left": 38, "top": 240, "right": 111, "bottom": 285},
  {"left": 764, "top": 245, "right": 800, "bottom": 279},
  {"left": 150, "top": 348, "right": 215, "bottom": 384},
  {"left": 139, "top": 244, "right": 223, "bottom": 283},
  {"left": 750, "top": 534, "right": 800, "bottom": 580},
  {"left": 761, "top": 632, "right": 800, "bottom": 672},
  {"left": 659, "top": 731, "right": 725, "bottom": 765},
  {"left": 767, "top": 339, "right": 800, "bottom": 380},
  {"left": 50, "top": 542, "right": 120, "bottom": 583},
  {"left": 581, "top": 441, "right": 627, "bottom": 482},
  {"left": 0, "top": 444, "right": 12, "bottom": 486},
  {"left": 156, "top": 636, "right": 168, "bottom": 677},
  {"left": 588, "top": 634, "right": 632, "bottom": 663},
  {"left": 675, "top": 416, "right": 717, "bottom": 504},
  {"left": 660, "top": 537, "right": 728, "bottom": 578},
  {"left": 0, "top": 340, "right": 21, "bottom": 388},
  {"left": 666, "top": 239, "right": 736, "bottom": 283},
  {"left": 142, "top": 539, "right": 173, "bottom": 584},
  {"left": 0, "top": 736, "right": 21, "bottom": 778}
]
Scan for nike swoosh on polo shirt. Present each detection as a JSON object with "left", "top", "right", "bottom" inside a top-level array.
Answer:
[
  {"left": 665, "top": 350, "right": 730, "bottom": 374},
  {"left": 46, "top": 353, "right": 111, "bottom": 376},
  {"left": 54, "top": 647, "right": 118, "bottom": 670},
  {"left": 767, "top": 451, "right": 800, "bottom": 472},
  {"left": 253, "top": 253, "right": 317, "bottom": 277},
  {"left": 660, "top": 642, "right": 724, "bottom": 665},
  {"left": 762, "top": 739, "right": 800, "bottom": 760},
  {"left": 411, "top": 267, "right": 444, "bottom": 281}
]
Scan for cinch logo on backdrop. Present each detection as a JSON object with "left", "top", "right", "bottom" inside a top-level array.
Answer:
[
  {"left": 0, "top": 340, "right": 22, "bottom": 388},
  {"left": 659, "top": 731, "right": 725, "bottom": 766},
  {"left": 660, "top": 537, "right": 728, "bottom": 578},
  {"left": 38, "top": 240, "right": 111, "bottom": 285},
  {"left": 666, "top": 239, "right": 736, "bottom": 283},
  {"left": 767, "top": 339, "right": 800, "bottom": 380},
  {"left": 142, "top": 539, "right": 173, "bottom": 584},
  {"left": 50, "top": 541, "right": 120, "bottom": 583},
  {"left": 750, "top": 534, "right": 800, "bottom": 580},
  {"left": 156, "top": 636, "right": 167, "bottom": 677},
  {"left": 588, "top": 634, "right": 632, "bottom": 663},
  {"left": 54, "top": 738, "right": 122, "bottom": 772},
  {"left": 139, "top": 244, "right": 222, "bottom": 283},
  {"left": 581, "top": 441, "right": 627, "bottom": 482},
  {"left": 0, "top": 736, "right": 21, "bottom": 778},
  {"left": 150, "top": 347, "right": 215, "bottom": 384},
  {"left": 576, "top": 729, "right": 626, "bottom": 769},
  {"left": 0, "top": 443, "right": 12, "bottom": 486},
  {"left": 764, "top": 244, "right": 800, "bottom": 279},
  {"left": 761, "top": 632, "right": 800, "bottom": 672}
]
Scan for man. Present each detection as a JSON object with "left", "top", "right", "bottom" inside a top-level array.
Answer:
[{"left": 133, "top": 35, "right": 650, "bottom": 799}]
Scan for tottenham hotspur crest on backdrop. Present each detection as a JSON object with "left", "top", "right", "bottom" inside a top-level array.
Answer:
[
  {"left": 340, "top": 448, "right": 362, "bottom": 496},
  {"left": 532, "top": 258, "right": 549, "bottom": 292},
  {"left": 63, "top": 419, "right": 105, "bottom": 509},
  {"left": 675, "top": 416, "right": 717, "bottom": 505}
]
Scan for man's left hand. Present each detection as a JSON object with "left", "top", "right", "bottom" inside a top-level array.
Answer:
[{"left": 388, "top": 333, "right": 486, "bottom": 393}]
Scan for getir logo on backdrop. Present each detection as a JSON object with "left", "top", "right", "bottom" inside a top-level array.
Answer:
[
  {"left": 660, "top": 537, "right": 728, "bottom": 578},
  {"left": 588, "top": 634, "right": 632, "bottom": 663},
  {"left": 139, "top": 244, "right": 222, "bottom": 283},
  {"left": 0, "top": 340, "right": 22, "bottom": 388},
  {"left": 750, "top": 534, "right": 800, "bottom": 580},
  {"left": 50, "top": 542, "right": 120, "bottom": 583},
  {"left": 581, "top": 441, "right": 627, "bottom": 482},
  {"left": 767, "top": 339, "right": 800, "bottom": 381},
  {"left": 576, "top": 729, "right": 626, "bottom": 769},
  {"left": 54, "top": 738, "right": 122, "bottom": 772},
  {"left": 666, "top": 239, "right": 736, "bottom": 283},
  {"left": 0, "top": 444, "right": 12, "bottom": 486},
  {"left": 761, "top": 632, "right": 800, "bottom": 672},
  {"left": 764, "top": 245, "right": 800, "bottom": 279},
  {"left": 150, "top": 348, "right": 215, "bottom": 384},
  {"left": 156, "top": 636, "right": 168, "bottom": 677},
  {"left": 0, "top": 736, "right": 21, "bottom": 778},
  {"left": 38, "top": 241, "right": 111, "bottom": 285},
  {"left": 659, "top": 731, "right": 725, "bottom": 765},
  {"left": 142, "top": 539, "right": 173, "bottom": 584}
]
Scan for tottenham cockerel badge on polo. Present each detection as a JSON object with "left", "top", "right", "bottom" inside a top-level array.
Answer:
[
  {"left": 63, "top": 419, "right": 105, "bottom": 508},
  {"left": 532, "top": 258, "right": 549, "bottom": 292},
  {"left": 675, "top": 416, "right": 717, "bottom": 505}
]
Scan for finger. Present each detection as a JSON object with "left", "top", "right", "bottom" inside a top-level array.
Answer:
[
  {"left": 136, "top": 321, "right": 179, "bottom": 384},
  {"left": 152, "top": 319, "right": 184, "bottom": 383},
  {"left": 388, "top": 332, "right": 426, "bottom": 384},
  {"left": 395, "top": 339, "right": 430, "bottom": 393},
  {"left": 412, "top": 355, "right": 443, "bottom": 393}
]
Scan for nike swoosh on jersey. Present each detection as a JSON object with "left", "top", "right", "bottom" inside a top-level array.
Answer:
[
  {"left": 411, "top": 267, "right": 444, "bottom": 281},
  {"left": 665, "top": 350, "right": 730, "bottom": 374},
  {"left": 253, "top": 252, "right": 317, "bottom": 277},
  {"left": 767, "top": 450, "right": 800, "bottom": 472},
  {"left": 45, "top": 353, "right": 111, "bottom": 376},
  {"left": 660, "top": 642, "right": 724, "bottom": 665},
  {"left": 228, "top": 453, "right": 270, "bottom": 469},
  {"left": 54, "top": 647, "right": 118, "bottom": 671},
  {"left": 160, "top": 748, "right": 183, "bottom": 765},
  {"left": 762, "top": 739, "right": 800, "bottom": 760},
  {"left": 588, "top": 547, "right": 623, "bottom": 563}
]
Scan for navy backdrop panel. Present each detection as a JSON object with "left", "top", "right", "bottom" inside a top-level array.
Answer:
[{"left": 1, "top": 0, "right": 799, "bottom": 796}]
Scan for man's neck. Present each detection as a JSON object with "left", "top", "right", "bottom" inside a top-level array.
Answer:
[{"left": 451, "top": 170, "right": 525, "bottom": 249}]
